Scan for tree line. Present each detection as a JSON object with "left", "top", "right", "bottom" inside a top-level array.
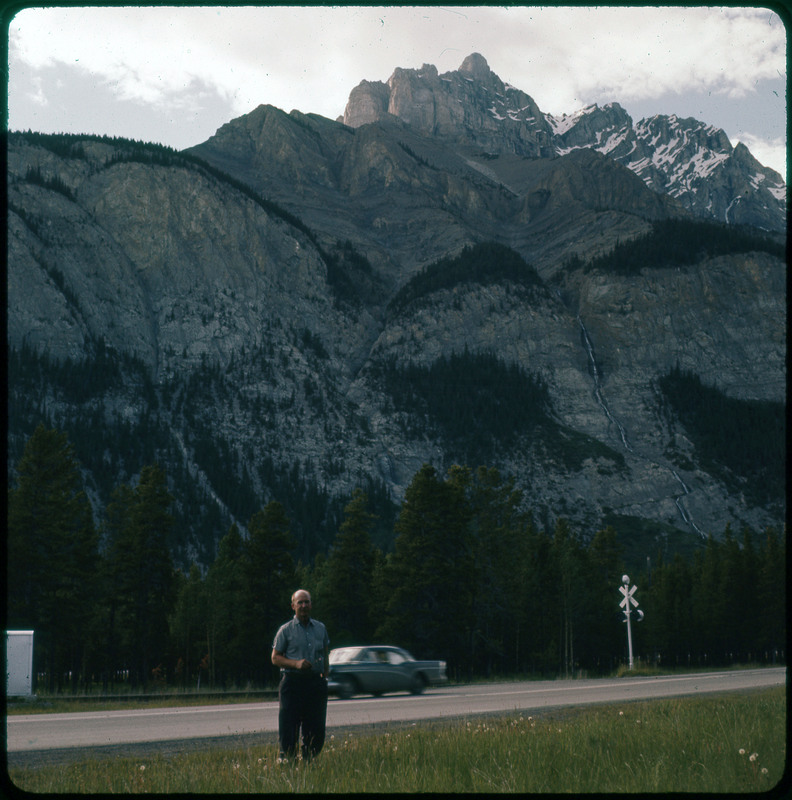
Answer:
[
  {"left": 7, "top": 425, "right": 785, "bottom": 693},
  {"left": 658, "top": 365, "right": 785, "bottom": 505},
  {"left": 388, "top": 242, "right": 545, "bottom": 316},
  {"left": 562, "top": 218, "right": 785, "bottom": 276}
]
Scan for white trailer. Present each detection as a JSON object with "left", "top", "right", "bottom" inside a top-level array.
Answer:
[{"left": 6, "top": 630, "right": 34, "bottom": 696}]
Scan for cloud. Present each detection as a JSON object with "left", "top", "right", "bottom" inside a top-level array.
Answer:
[
  {"left": 10, "top": 7, "right": 786, "bottom": 110},
  {"left": 486, "top": 6, "right": 786, "bottom": 114}
]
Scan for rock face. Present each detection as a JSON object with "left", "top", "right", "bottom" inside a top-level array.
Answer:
[
  {"left": 343, "top": 53, "right": 556, "bottom": 159},
  {"left": 549, "top": 104, "right": 786, "bottom": 231},
  {"left": 6, "top": 53, "right": 786, "bottom": 568},
  {"left": 344, "top": 55, "right": 785, "bottom": 233}
]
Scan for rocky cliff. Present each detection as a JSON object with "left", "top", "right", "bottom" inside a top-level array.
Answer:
[
  {"left": 6, "top": 53, "right": 786, "bottom": 568},
  {"left": 344, "top": 54, "right": 785, "bottom": 232}
]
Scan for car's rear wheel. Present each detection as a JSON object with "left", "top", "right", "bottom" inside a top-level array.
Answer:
[{"left": 337, "top": 675, "right": 357, "bottom": 699}]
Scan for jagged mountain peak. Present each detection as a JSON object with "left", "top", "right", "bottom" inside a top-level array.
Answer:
[
  {"left": 458, "top": 51, "right": 491, "bottom": 79},
  {"left": 341, "top": 53, "right": 784, "bottom": 231},
  {"left": 344, "top": 52, "right": 555, "bottom": 158}
]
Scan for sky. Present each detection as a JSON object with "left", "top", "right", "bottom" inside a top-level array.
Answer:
[{"left": 5, "top": 5, "right": 788, "bottom": 178}]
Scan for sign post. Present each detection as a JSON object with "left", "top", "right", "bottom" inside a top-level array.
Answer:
[{"left": 619, "top": 575, "right": 643, "bottom": 669}]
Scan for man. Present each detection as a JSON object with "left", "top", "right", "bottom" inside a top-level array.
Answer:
[{"left": 271, "top": 589, "right": 330, "bottom": 761}]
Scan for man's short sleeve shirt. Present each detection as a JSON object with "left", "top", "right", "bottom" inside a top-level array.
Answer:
[{"left": 273, "top": 617, "right": 330, "bottom": 674}]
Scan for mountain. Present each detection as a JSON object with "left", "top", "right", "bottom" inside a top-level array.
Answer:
[
  {"left": 343, "top": 53, "right": 785, "bottom": 233},
  {"left": 6, "top": 54, "right": 786, "bottom": 570},
  {"left": 549, "top": 103, "right": 786, "bottom": 231}
]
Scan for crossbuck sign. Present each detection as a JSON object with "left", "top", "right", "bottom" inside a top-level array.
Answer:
[{"left": 619, "top": 583, "right": 638, "bottom": 609}]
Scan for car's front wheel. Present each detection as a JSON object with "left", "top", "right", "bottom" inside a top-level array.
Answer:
[
  {"left": 409, "top": 674, "right": 427, "bottom": 695},
  {"left": 336, "top": 675, "right": 357, "bottom": 699}
]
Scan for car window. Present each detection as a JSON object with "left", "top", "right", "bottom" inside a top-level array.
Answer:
[
  {"left": 386, "top": 650, "right": 406, "bottom": 665},
  {"left": 329, "top": 647, "right": 362, "bottom": 664}
]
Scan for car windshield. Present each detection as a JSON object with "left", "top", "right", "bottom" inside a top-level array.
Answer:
[{"left": 329, "top": 647, "right": 364, "bottom": 664}]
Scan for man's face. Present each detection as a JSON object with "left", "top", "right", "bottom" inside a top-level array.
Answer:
[{"left": 292, "top": 591, "right": 312, "bottom": 622}]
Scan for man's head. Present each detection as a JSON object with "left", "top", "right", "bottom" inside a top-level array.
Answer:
[{"left": 291, "top": 589, "right": 312, "bottom": 623}]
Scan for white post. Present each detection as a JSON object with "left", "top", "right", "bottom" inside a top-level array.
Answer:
[
  {"left": 619, "top": 575, "right": 637, "bottom": 670},
  {"left": 625, "top": 595, "right": 634, "bottom": 670}
]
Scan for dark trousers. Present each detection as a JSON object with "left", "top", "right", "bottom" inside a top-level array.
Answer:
[{"left": 278, "top": 673, "right": 328, "bottom": 760}]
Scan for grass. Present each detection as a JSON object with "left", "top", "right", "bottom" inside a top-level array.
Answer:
[{"left": 8, "top": 686, "right": 786, "bottom": 793}]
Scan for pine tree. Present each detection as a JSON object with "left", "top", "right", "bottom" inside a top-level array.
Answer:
[
  {"left": 170, "top": 564, "right": 208, "bottom": 688},
  {"left": 756, "top": 526, "right": 785, "bottom": 661},
  {"left": 104, "top": 464, "right": 176, "bottom": 687},
  {"left": 693, "top": 534, "right": 724, "bottom": 663},
  {"left": 465, "top": 466, "right": 529, "bottom": 676},
  {"left": 242, "top": 501, "right": 297, "bottom": 684},
  {"left": 375, "top": 464, "right": 474, "bottom": 677},
  {"left": 585, "top": 525, "right": 626, "bottom": 671},
  {"left": 317, "top": 489, "right": 378, "bottom": 645},
  {"left": 7, "top": 424, "right": 98, "bottom": 691},
  {"left": 205, "top": 524, "right": 246, "bottom": 686},
  {"left": 551, "top": 518, "right": 590, "bottom": 676},
  {"left": 645, "top": 552, "right": 693, "bottom": 666}
]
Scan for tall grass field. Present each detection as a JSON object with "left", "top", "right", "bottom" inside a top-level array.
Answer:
[{"left": 8, "top": 686, "right": 785, "bottom": 793}]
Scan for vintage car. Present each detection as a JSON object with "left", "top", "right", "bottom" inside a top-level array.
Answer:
[{"left": 327, "top": 645, "right": 448, "bottom": 699}]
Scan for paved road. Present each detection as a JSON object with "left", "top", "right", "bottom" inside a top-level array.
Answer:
[{"left": 7, "top": 667, "right": 785, "bottom": 766}]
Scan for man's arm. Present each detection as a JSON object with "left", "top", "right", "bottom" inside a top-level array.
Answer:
[{"left": 272, "top": 648, "right": 312, "bottom": 671}]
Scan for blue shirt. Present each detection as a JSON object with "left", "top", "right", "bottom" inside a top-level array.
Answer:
[{"left": 273, "top": 616, "right": 330, "bottom": 674}]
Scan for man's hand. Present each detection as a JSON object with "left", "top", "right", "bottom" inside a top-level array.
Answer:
[{"left": 272, "top": 649, "right": 313, "bottom": 671}]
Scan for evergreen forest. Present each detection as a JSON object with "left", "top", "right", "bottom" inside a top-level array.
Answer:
[
  {"left": 658, "top": 365, "right": 785, "bottom": 506},
  {"left": 563, "top": 218, "right": 785, "bottom": 275},
  {"left": 7, "top": 425, "right": 785, "bottom": 694},
  {"left": 388, "top": 242, "right": 545, "bottom": 314}
]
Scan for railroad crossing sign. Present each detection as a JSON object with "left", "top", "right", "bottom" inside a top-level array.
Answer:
[
  {"left": 619, "top": 583, "right": 639, "bottom": 609},
  {"left": 619, "top": 575, "right": 643, "bottom": 670}
]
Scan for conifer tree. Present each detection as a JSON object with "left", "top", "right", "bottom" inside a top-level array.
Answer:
[
  {"left": 242, "top": 501, "right": 297, "bottom": 684},
  {"left": 205, "top": 523, "right": 246, "bottom": 686},
  {"left": 7, "top": 424, "right": 98, "bottom": 691},
  {"left": 170, "top": 564, "right": 208, "bottom": 688},
  {"left": 519, "top": 522, "right": 556, "bottom": 674},
  {"left": 551, "top": 518, "right": 589, "bottom": 676},
  {"left": 375, "top": 464, "right": 474, "bottom": 677},
  {"left": 644, "top": 552, "right": 693, "bottom": 666},
  {"left": 464, "top": 466, "right": 529, "bottom": 676},
  {"left": 756, "top": 526, "right": 785, "bottom": 660},
  {"left": 584, "top": 525, "right": 625, "bottom": 671},
  {"left": 104, "top": 464, "right": 176, "bottom": 687},
  {"left": 693, "top": 534, "right": 723, "bottom": 663},
  {"left": 317, "top": 489, "right": 378, "bottom": 644}
]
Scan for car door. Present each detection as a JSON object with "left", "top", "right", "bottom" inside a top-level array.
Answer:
[
  {"left": 362, "top": 648, "right": 392, "bottom": 694},
  {"left": 378, "top": 648, "right": 411, "bottom": 693}
]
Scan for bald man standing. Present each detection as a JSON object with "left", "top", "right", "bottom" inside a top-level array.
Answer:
[{"left": 271, "top": 589, "right": 330, "bottom": 761}]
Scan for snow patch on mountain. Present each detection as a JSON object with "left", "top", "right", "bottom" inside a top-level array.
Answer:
[{"left": 550, "top": 102, "right": 785, "bottom": 231}]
